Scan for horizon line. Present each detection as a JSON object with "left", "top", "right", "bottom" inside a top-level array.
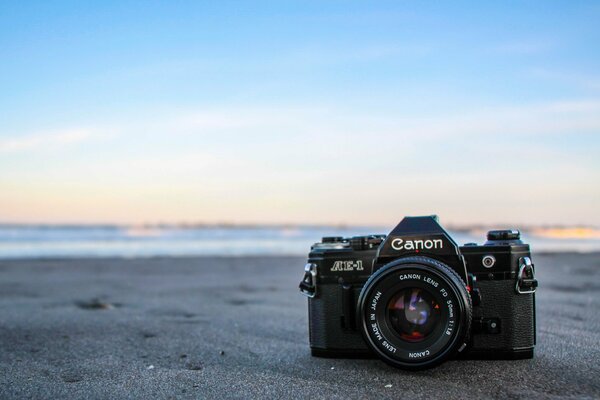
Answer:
[{"left": 1, "top": 221, "right": 599, "bottom": 231}]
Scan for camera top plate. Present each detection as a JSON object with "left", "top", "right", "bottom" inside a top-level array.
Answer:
[{"left": 375, "top": 216, "right": 468, "bottom": 283}]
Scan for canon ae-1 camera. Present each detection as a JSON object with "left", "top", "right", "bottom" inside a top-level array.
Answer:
[{"left": 299, "top": 216, "right": 537, "bottom": 370}]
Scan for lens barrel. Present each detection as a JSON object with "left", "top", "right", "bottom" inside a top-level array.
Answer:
[{"left": 357, "top": 256, "right": 472, "bottom": 370}]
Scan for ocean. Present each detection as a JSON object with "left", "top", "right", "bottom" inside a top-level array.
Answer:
[{"left": 0, "top": 224, "right": 599, "bottom": 259}]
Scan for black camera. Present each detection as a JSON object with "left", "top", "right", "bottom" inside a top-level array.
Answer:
[{"left": 299, "top": 216, "right": 537, "bottom": 370}]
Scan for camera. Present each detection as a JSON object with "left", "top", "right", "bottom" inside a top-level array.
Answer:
[{"left": 299, "top": 216, "right": 537, "bottom": 370}]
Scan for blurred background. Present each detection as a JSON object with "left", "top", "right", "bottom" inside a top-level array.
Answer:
[{"left": 1, "top": 1, "right": 599, "bottom": 257}]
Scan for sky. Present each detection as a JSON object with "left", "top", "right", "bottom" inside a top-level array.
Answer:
[{"left": 1, "top": 1, "right": 599, "bottom": 227}]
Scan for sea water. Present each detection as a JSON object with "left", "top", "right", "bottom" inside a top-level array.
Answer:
[{"left": 0, "top": 224, "right": 598, "bottom": 258}]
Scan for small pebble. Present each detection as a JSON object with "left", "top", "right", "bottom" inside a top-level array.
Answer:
[
  {"left": 330, "top": 367, "right": 335, "bottom": 370},
  {"left": 61, "top": 372, "right": 83, "bottom": 383},
  {"left": 147, "top": 365, "right": 155, "bottom": 370},
  {"left": 76, "top": 299, "right": 114, "bottom": 310},
  {"left": 385, "top": 384, "right": 392, "bottom": 388},
  {"left": 220, "top": 350, "right": 225, "bottom": 356},
  {"left": 186, "top": 362, "right": 203, "bottom": 371}
]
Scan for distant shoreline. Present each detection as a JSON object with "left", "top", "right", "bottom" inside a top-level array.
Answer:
[
  {"left": 1, "top": 223, "right": 600, "bottom": 240},
  {"left": 1, "top": 221, "right": 599, "bottom": 231},
  {"left": 2, "top": 224, "right": 600, "bottom": 259},
  {"left": 2, "top": 250, "right": 600, "bottom": 262}
]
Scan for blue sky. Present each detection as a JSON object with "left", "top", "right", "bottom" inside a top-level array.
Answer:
[{"left": 1, "top": 2, "right": 599, "bottom": 226}]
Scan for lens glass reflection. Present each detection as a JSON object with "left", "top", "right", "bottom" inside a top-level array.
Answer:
[{"left": 387, "top": 288, "right": 441, "bottom": 343}]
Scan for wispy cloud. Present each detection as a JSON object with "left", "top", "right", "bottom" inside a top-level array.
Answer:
[
  {"left": 8, "top": 99, "right": 595, "bottom": 158},
  {"left": 0, "top": 129, "right": 100, "bottom": 153},
  {"left": 161, "top": 99, "right": 600, "bottom": 141}
]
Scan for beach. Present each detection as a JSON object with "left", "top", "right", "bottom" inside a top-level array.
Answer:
[{"left": 0, "top": 253, "right": 599, "bottom": 399}]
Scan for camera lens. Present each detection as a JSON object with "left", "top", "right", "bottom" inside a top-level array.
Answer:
[
  {"left": 387, "top": 288, "right": 441, "bottom": 343},
  {"left": 357, "top": 256, "right": 472, "bottom": 370}
]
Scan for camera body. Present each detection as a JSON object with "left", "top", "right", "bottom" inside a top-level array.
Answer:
[{"left": 299, "top": 216, "right": 537, "bottom": 369}]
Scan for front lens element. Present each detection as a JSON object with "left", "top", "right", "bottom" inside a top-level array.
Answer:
[
  {"left": 387, "top": 288, "right": 441, "bottom": 343},
  {"left": 358, "top": 257, "right": 472, "bottom": 370}
]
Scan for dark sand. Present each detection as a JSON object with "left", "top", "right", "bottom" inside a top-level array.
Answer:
[{"left": 0, "top": 254, "right": 599, "bottom": 399}]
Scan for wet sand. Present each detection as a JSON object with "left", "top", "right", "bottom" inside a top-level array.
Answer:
[{"left": 0, "top": 254, "right": 599, "bottom": 399}]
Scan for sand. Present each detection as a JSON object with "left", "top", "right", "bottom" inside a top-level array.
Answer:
[{"left": 0, "top": 253, "right": 599, "bottom": 399}]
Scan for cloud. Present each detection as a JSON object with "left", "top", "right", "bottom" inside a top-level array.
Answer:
[
  {"left": 164, "top": 99, "right": 600, "bottom": 141},
  {"left": 0, "top": 129, "right": 98, "bottom": 153},
  {"left": 388, "top": 100, "right": 600, "bottom": 139},
  {"left": 3, "top": 98, "right": 598, "bottom": 173},
  {"left": 171, "top": 109, "right": 303, "bottom": 131}
]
